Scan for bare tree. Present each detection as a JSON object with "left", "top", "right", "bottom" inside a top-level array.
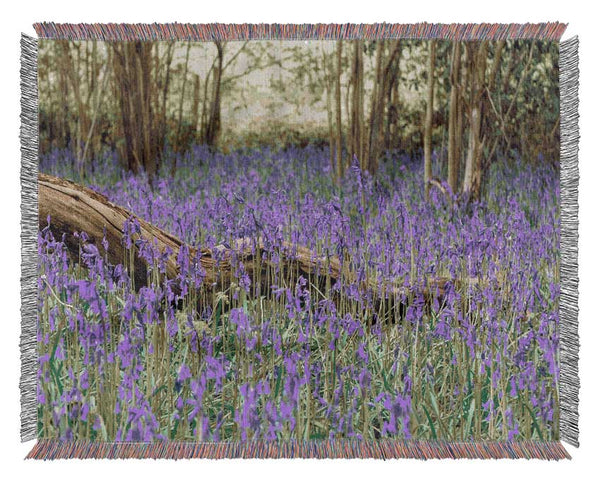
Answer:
[
  {"left": 447, "top": 41, "right": 461, "bottom": 195},
  {"left": 461, "top": 41, "right": 505, "bottom": 202},
  {"left": 56, "top": 41, "right": 94, "bottom": 173},
  {"left": 191, "top": 73, "right": 201, "bottom": 137},
  {"left": 424, "top": 40, "right": 437, "bottom": 198},
  {"left": 461, "top": 41, "right": 487, "bottom": 202},
  {"left": 320, "top": 45, "right": 336, "bottom": 174},
  {"left": 171, "top": 42, "right": 192, "bottom": 176},
  {"left": 366, "top": 40, "right": 402, "bottom": 174},
  {"left": 349, "top": 40, "right": 365, "bottom": 169},
  {"left": 335, "top": 40, "right": 344, "bottom": 181},
  {"left": 203, "top": 41, "right": 225, "bottom": 147},
  {"left": 111, "top": 41, "right": 161, "bottom": 181}
]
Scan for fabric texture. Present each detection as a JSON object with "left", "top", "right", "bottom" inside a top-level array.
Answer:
[{"left": 20, "top": 23, "right": 579, "bottom": 459}]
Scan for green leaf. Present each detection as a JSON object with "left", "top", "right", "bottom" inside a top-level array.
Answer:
[{"left": 423, "top": 405, "right": 438, "bottom": 440}]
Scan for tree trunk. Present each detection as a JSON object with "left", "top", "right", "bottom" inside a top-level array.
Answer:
[
  {"left": 191, "top": 73, "right": 201, "bottom": 140},
  {"left": 173, "top": 42, "right": 192, "bottom": 175},
  {"left": 38, "top": 173, "right": 348, "bottom": 296},
  {"left": 204, "top": 41, "right": 224, "bottom": 148},
  {"left": 81, "top": 55, "right": 111, "bottom": 172},
  {"left": 112, "top": 45, "right": 138, "bottom": 173},
  {"left": 321, "top": 47, "right": 336, "bottom": 175},
  {"left": 58, "top": 41, "right": 91, "bottom": 172},
  {"left": 367, "top": 41, "right": 402, "bottom": 175},
  {"left": 136, "top": 43, "right": 157, "bottom": 181},
  {"left": 367, "top": 41, "right": 384, "bottom": 173},
  {"left": 349, "top": 40, "right": 365, "bottom": 169},
  {"left": 480, "top": 41, "right": 506, "bottom": 178},
  {"left": 111, "top": 42, "right": 161, "bottom": 182},
  {"left": 334, "top": 40, "right": 344, "bottom": 181},
  {"left": 38, "top": 174, "right": 461, "bottom": 307},
  {"left": 424, "top": 40, "right": 437, "bottom": 198},
  {"left": 159, "top": 43, "right": 175, "bottom": 156},
  {"left": 462, "top": 41, "right": 488, "bottom": 202},
  {"left": 447, "top": 41, "right": 461, "bottom": 195},
  {"left": 54, "top": 42, "right": 71, "bottom": 150}
]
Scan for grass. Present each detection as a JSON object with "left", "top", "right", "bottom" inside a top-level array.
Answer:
[{"left": 36, "top": 146, "right": 560, "bottom": 442}]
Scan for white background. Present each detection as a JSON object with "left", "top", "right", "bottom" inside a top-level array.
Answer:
[{"left": 1, "top": 1, "right": 598, "bottom": 479}]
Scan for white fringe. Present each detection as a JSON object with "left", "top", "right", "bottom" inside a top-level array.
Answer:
[
  {"left": 20, "top": 34, "right": 39, "bottom": 443},
  {"left": 559, "top": 36, "right": 579, "bottom": 447}
]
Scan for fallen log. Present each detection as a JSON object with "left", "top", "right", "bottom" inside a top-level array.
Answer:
[
  {"left": 38, "top": 173, "right": 464, "bottom": 308},
  {"left": 39, "top": 173, "right": 184, "bottom": 288},
  {"left": 39, "top": 173, "right": 346, "bottom": 290}
]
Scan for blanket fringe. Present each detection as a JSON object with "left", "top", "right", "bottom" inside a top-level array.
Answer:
[
  {"left": 21, "top": 23, "right": 578, "bottom": 456},
  {"left": 32, "top": 22, "right": 567, "bottom": 41},
  {"left": 26, "top": 440, "right": 571, "bottom": 460},
  {"left": 20, "top": 34, "right": 39, "bottom": 443},
  {"left": 558, "top": 36, "right": 580, "bottom": 448}
]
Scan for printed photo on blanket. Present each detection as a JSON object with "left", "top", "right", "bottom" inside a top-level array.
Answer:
[{"left": 35, "top": 36, "right": 561, "bottom": 446}]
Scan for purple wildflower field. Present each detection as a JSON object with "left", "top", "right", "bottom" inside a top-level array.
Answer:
[{"left": 37, "top": 145, "right": 560, "bottom": 443}]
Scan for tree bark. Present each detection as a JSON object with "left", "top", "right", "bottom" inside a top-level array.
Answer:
[
  {"left": 321, "top": 46, "right": 336, "bottom": 175},
  {"left": 191, "top": 73, "right": 201, "bottom": 139},
  {"left": 447, "top": 41, "right": 461, "bottom": 195},
  {"left": 462, "top": 41, "right": 488, "bottom": 202},
  {"left": 58, "top": 41, "right": 91, "bottom": 173},
  {"left": 367, "top": 41, "right": 384, "bottom": 174},
  {"left": 334, "top": 40, "right": 344, "bottom": 181},
  {"left": 349, "top": 40, "right": 365, "bottom": 169},
  {"left": 38, "top": 173, "right": 347, "bottom": 295},
  {"left": 38, "top": 174, "right": 461, "bottom": 308},
  {"left": 173, "top": 42, "right": 192, "bottom": 170},
  {"left": 159, "top": 43, "right": 175, "bottom": 156},
  {"left": 424, "top": 41, "right": 437, "bottom": 198},
  {"left": 111, "top": 42, "right": 161, "bottom": 181},
  {"left": 204, "top": 41, "right": 224, "bottom": 148},
  {"left": 367, "top": 41, "right": 402, "bottom": 175}
]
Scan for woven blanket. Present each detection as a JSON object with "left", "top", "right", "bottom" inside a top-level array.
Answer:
[{"left": 20, "top": 22, "right": 579, "bottom": 460}]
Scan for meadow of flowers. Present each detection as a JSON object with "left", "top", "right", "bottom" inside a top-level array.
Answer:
[{"left": 37, "top": 146, "right": 560, "bottom": 443}]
